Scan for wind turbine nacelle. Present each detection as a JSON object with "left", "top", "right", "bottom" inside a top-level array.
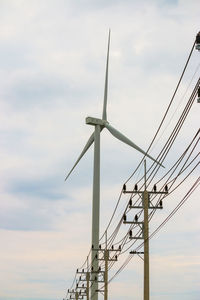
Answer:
[{"left": 86, "top": 116, "right": 107, "bottom": 126}]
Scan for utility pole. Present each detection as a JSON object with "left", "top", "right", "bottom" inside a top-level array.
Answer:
[
  {"left": 75, "top": 292, "right": 78, "bottom": 300},
  {"left": 86, "top": 256, "right": 90, "bottom": 300},
  {"left": 143, "top": 160, "right": 149, "bottom": 300},
  {"left": 123, "top": 159, "right": 168, "bottom": 300},
  {"left": 67, "top": 289, "right": 84, "bottom": 300},
  {"left": 93, "top": 237, "right": 121, "bottom": 300},
  {"left": 104, "top": 231, "right": 108, "bottom": 300},
  {"left": 75, "top": 265, "right": 89, "bottom": 300}
]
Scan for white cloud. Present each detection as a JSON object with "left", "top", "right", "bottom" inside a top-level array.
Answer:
[{"left": 0, "top": 0, "right": 199, "bottom": 299}]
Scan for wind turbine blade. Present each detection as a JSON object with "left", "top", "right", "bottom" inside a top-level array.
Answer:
[
  {"left": 105, "top": 123, "right": 164, "bottom": 167},
  {"left": 102, "top": 29, "right": 111, "bottom": 121},
  {"left": 65, "top": 132, "right": 95, "bottom": 181}
]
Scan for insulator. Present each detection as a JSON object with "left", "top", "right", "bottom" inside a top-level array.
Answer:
[
  {"left": 99, "top": 266, "right": 101, "bottom": 271},
  {"left": 92, "top": 244, "right": 94, "bottom": 249},
  {"left": 153, "top": 184, "right": 157, "bottom": 192},
  {"left": 198, "top": 87, "right": 200, "bottom": 97},
  {"left": 82, "top": 269, "right": 84, "bottom": 273},
  {"left": 196, "top": 31, "right": 200, "bottom": 43},
  {"left": 95, "top": 254, "right": 97, "bottom": 259},
  {"left": 82, "top": 284, "right": 84, "bottom": 287},
  {"left": 99, "top": 244, "right": 101, "bottom": 249},
  {"left": 95, "top": 276, "right": 97, "bottom": 281},
  {"left": 165, "top": 185, "right": 168, "bottom": 192},
  {"left": 79, "top": 291, "right": 81, "bottom": 294},
  {"left": 76, "top": 283, "right": 78, "bottom": 287},
  {"left": 91, "top": 266, "right": 93, "bottom": 271},
  {"left": 68, "top": 289, "right": 69, "bottom": 292},
  {"left": 134, "top": 184, "right": 138, "bottom": 191},
  {"left": 79, "top": 276, "right": 81, "bottom": 280},
  {"left": 129, "top": 199, "right": 132, "bottom": 206},
  {"left": 119, "top": 245, "right": 121, "bottom": 250},
  {"left": 76, "top": 269, "right": 78, "bottom": 273},
  {"left": 129, "top": 230, "right": 132, "bottom": 237},
  {"left": 123, "top": 214, "right": 126, "bottom": 221},
  {"left": 123, "top": 184, "right": 126, "bottom": 192},
  {"left": 115, "top": 255, "right": 117, "bottom": 260},
  {"left": 111, "top": 245, "right": 114, "bottom": 250},
  {"left": 135, "top": 214, "right": 138, "bottom": 221},
  {"left": 159, "top": 200, "right": 163, "bottom": 207}
]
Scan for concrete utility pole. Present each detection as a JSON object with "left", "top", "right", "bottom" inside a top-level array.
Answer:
[
  {"left": 75, "top": 263, "right": 89, "bottom": 300},
  {"left": 92, "top": 232, "right": 121, "bottom": 300},
  {"left": 75, "top": 292, "right": 78, "bottom": 300},
  {"left": 143, "top": 160, "right": 149, "bottom": 300},
  {"left": 86, "top": 272, "right": 90, "bottom": 300},
  {"left": 86, "top": 256, "right": 90, "bottom": 300},
  {"left": 104, "top": 231, "right": 108, "bottom": 300},
  {"left": 123, "top": 160, "right": 168, "bottom": 300}
]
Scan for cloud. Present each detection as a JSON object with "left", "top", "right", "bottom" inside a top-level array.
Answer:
[{"left": 0, "top": 0, "right": 199, "bottom": 299}]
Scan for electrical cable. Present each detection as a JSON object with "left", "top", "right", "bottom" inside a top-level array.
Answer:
[
  {"left": 106, "top": 135, "right": 199, "bottom": 258},
  {"left": 99, "top": 77, "right": 199, "bottom": 259},
  {"left": 108, "top": 177, "right": 199, "bottom": 284},
  {"left": 125, "top": 40, "right": 196, "bottom": 184},
  {"left": 65, "top": 37, "right": 197, "bottom": 297},
  {"left": 150, "top": 62, "right": 200, "bottom": 153}
]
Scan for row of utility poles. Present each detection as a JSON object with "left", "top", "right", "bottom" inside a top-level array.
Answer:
[
  {"left": 65, "top": 31, "right": 200, "bottom": 300},
  {"left": 67, "top": 160, "right": 168, "bottom": 300},
  {"left": 67, "top": 239, "right": 120, "bottom": 300},
  {"left": 67, "top": 233, "right": 121, "bottom": 300}
]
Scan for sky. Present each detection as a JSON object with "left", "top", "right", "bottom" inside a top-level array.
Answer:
[{"left": 0, "top": 0, "right": 199, "bottom": 300}]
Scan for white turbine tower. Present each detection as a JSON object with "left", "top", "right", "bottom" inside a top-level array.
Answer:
[{"left": 65, "top": 30, "right": 161, "bottom": 300}]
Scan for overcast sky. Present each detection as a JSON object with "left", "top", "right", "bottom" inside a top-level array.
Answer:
[{"left": 0, "top": 1, "right": 199, "bottom": 300}]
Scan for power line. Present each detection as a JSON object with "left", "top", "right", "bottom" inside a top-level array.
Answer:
[
  {"left": 64, "top": 36, "right": 198, "bottom": 298},
  {"left": 125, "top": 39, "right": 196, "bottom": 184},
  {"left": 99, "top": 75, "right": 199, "bottom": 249},
  {"left": 107, "top": 176, "right": 199, "bottom": 284}
]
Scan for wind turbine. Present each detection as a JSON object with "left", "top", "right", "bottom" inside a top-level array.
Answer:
[{"left": 65, "top": 30, "right": 162, "bottom": 300}]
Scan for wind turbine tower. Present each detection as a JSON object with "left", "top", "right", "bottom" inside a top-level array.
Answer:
[{"left": 65, "top": 30, "right": 161, "bottom": 300}]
